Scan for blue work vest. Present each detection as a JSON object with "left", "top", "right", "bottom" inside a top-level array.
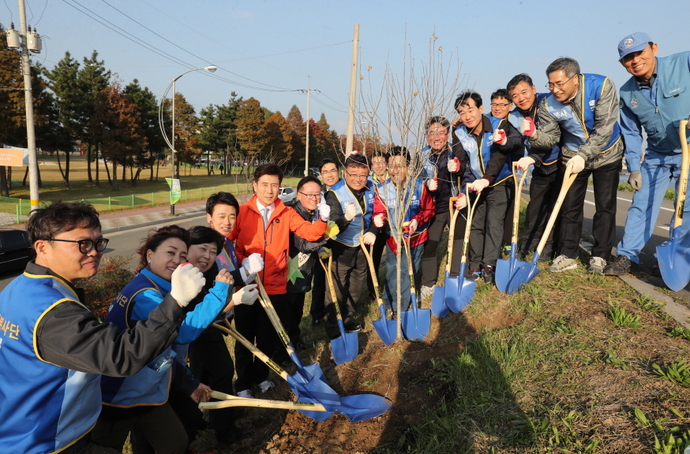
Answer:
[
  {"left": 0, "top": 273, "right": 101, "bottom": 454},
  {"left": 376, "top": 178, "right": 429, "bottom": 240},
  {"left": 329, "top": 179, "right": 374, "bottom": 247},
  {"left": 101, "top": 270, "right": 172, "bottom": 408},
  {"left": 509, "top": 93, "right": 561, "bottom": 165},
  {"left": 455, "top": 115, "right": 512, "bottom": 186},
  {"left": 544, "top": 73, "right": 622, "bottom": 156},
  {"left": 620, "top": 52, "right": 690, "bottom": 154}
]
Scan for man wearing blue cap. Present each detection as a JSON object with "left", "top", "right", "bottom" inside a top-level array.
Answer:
[{"left": 604, "top": 33, "right": 690, "bottom": 275}]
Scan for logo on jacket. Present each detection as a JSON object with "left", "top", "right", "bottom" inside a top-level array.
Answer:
[{"left": 631, "top": 98, "right": 638, "bottom": 108}]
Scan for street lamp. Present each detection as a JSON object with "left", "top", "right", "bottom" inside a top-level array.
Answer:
[{"left": 159, "top": 65, "right": 217, "bottom": 214}]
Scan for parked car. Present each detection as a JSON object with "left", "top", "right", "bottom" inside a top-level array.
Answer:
[
  {"left": 278, "top": 186, "right": 296, "bottom": 204},
  {"left": 309, "top": 167, "right": 320, "bottom": 178},
  {"left": 0, "top": 229, "right": 35, "bottom": 274}
]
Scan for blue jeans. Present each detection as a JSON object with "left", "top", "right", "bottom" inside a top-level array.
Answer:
[
  {"left": 617, "top": 150, "right": 690, "bottom": 263},
  {"left": 382, "top": 242, "right": 423, "bottom": 312}
]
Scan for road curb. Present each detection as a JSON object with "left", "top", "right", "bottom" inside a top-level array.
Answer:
[{"left": 618, "top": 274, "right": 690, "bottom": 329}]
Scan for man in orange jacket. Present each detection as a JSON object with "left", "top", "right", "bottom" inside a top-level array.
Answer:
[{"left": 230, "top": 163, "right": 329, "bottom": 398}]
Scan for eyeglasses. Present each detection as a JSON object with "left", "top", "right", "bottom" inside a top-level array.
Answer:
[
  {"left": 491, "top": 102, "right": 511, "bottom": 108},
  {"left": 299, "top": 192, "right": 321, "bottom": 199},
  {"left": 546, "top": 74, "right": 577, "bottom": 91},
  {"left": 321, "top": 168, "right": 339, "bottom": 174},
  {"left": 346, "top": 172, "right": 369, "bottom": 181},
  {"left": 48, "top": 238, "right": 109, "bottom": 254},
  {"left": 427, "top": 129, "right": 449, "bottom": 137}
]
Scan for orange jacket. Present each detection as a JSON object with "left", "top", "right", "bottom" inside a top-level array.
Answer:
[{"left": 231, "top": 195, "right": 327, "bottom": 295}]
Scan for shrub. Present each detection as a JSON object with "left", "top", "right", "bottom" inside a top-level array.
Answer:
[{"left": 81, "top": 255, "right": 135, "bottom": 321}]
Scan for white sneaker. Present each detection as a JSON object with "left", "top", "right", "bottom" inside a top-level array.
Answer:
[
  {"left": 588, "top": 256, "right": 607, "bottom": 275},
  {"left": 420, "top": 286, "right": 434, "bottom": 299},
  {"left": 237, "top": 389, "right": 253, "bottom": 399},
  {"left": 547, "top": 255, "right": 578, "bottom": 272},
  {"left": 258, "top": 379, "right": 275, "bottom": 393}
]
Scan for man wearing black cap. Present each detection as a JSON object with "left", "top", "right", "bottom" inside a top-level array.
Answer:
[{"left": 605, "top": 33, "right": 690, "bottom": 275}]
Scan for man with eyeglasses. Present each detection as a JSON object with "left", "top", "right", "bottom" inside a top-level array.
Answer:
[
  {"left": 419, "top": 116, "right": 464, "bottom": 298},
  {"left": 0, "top": 201, "right": 204, "bottom": 454},
  {"left": 454, "top": 91, "right": 523, "bottom": 284},
  {"left": 284, "top": 176, "right": 328, "bottom": 349},
  {"left": 508, "top": 73, "right": 562, "bottom": 261},
  {"left": 490, "top": 89, "right": 514, "bottom": 120},
  {"left": 605, "top": 33, "right": 690, "bottom": 276},
  {"left": 323, "top": 153, "right": 375, "bottom": 338},
  {"left": 524, "top": 57, "right": 624, "bottom": 274}
]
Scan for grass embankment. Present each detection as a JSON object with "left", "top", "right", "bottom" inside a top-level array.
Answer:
[
  {"left": 1, "top": 154, "right": 300, "bottom": 214},
  {"left": 390, "top": 259, "right": 690, "bottom": 453}
]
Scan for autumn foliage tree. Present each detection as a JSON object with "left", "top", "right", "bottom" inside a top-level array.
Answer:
[
  {"left": 236, "top": 97, "right": 268, "bottom": 167},
  {"left": 90, "top": 81, "right": 146, "bottom": 190}
]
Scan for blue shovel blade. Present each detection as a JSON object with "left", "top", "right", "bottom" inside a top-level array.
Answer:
[
  {"left": 495, "top": 243, "right": 518, "bottom": 293},
  {"left": 657, "top": 226, "right": 690, "bottom": 291},
  {"left": 401, "top": 307, "right": 431, "bottom": 341},
  {"left": 431, "top": 280, "right": 449, "bottom": 318},
  {"left": 331, "top": 319, "right": 359, "bottom": 365},
  {"left": 443, "top": 273, "right": 461, "bottom": 311},
  {"left": 448, "top": 262, "right": 473, "bottom": 313},
  {"left": 505, "top": 251, "right": 541, "bottom": 294},
  {"left": 286, "top": 371, "right": 341, "bottom": 409},
  {"left": 372, "top": 305, "right": 397, "bottom": 346},
  {"left": 336, "top": 394, "right": 392, "bottom": 423}
]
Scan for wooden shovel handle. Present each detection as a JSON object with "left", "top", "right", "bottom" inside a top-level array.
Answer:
[
  {"left": 511, "top": 162, "right": 530, "bottom": 244},
  {"left": 674, "top": 119, "right": 689, "bottom": 228},
  {"left": 319, "top": 254, "right": 344, "bottom": 320},
  {"left": 200, "top": 390, "right": 329, "bottom": 412},
  {"left": 534, "top": 169, "right": 578, "bottom": 256}
]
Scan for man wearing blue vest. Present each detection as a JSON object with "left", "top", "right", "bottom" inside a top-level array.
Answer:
[
  {"left": 605, "top": 33, "right": 690, "bottom": 275},
  {"left": 524, "top": 57, "right": 624, "bottom": 274},
  {"left": 324, "top": 153, "right": 374, "bottom": 339},
  {"left": 0, "top": 201, "right": 201, "bottom": 454},
  {"left": 508, "top": 73, "right": 562, "bottom": 260},
  {"left": 455, "top": 91, "right": 523, "bottom": 284}
]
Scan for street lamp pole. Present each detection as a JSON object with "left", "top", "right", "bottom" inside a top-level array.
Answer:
[{"left": 159, "top": 65, "right": 217, "bottom": 215}]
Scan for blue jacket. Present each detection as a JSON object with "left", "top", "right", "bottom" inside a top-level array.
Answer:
[
  {"left": 455, "top": 115, "right": 513, "bottom": 187},
  {"left": 328, "top": 179, "right": 375, "bottom": 247},
  {"left": 509, "top": 92, "right": 561, "bottom": 167},
  {"left": 0, "top": 273, "right": 101, "bottom": 454},
  {"left": 619, "top": 51, "right": 690, "bottom": 171}
]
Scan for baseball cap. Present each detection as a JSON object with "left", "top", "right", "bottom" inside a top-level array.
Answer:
[{"left": 618, "top": 32, "right": 653, "bottom": 61}]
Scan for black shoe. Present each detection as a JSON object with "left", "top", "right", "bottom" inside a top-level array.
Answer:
[
  {"left": 465, "top": 268, "right": 481, "bottom": 281},
  {"left": 603, "top": 255, "right": 632, "bottom": 276},
  {"left": 311, "top": 314, "right": 323, "bottom": 326},
  {"left": 651, "top": 264, "right": 662, "bottom": 277},
  {"left": 483, "top": 265, "right": 495, "bottom": 284},
  {"left": 216, "top": 429, "right": 254, "bottom": 444},
  {"left": 345, "top": 323, "right": 363, "bottom": 333}
]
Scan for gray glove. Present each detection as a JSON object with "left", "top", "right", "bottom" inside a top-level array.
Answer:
[
  {"left": 628, "top": 170, "right": 642, "bottom": 191},
  {"left": 170, "top": 263, "right": 205, "bottom": 307}
]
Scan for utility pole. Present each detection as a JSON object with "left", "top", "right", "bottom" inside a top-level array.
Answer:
[
  {"left": 18, "top": 0, "right": 39, "bottom": 212},
  {"left": 345, "top": 24, "right": 359, "bottom": 156},
  {"left": 300, "top": 77, "right": 320, "bottom": 177}
]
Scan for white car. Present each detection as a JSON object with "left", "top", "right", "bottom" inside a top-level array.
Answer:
[{"left": 278, "top": 186, "right": 296, "bottom": 203}]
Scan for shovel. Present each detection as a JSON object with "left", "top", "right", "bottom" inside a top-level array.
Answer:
[
  {"left": 213, "top": 320, "right": 336, "bottom": 421},
  {"left": 496, "top": 163, "right": 530, "bottom": 293},
  {"left": 431, "top": 199, "right": 461, "bottom": 318},
  {"left": 506, "top": 166, "right": 578, "bottom": 294},
  {"left": 319, "top": 254, "right": 359, "bottom": 364},
  {"left": 446, "top": 189, "right": 480, "bottom": 313},
  {"left": 400, "top": 235, "right": 431, "bottom": 340},
  {"left": 213, "top": 320, "right": 391, "bottom": 422},
  {"left": 360, "top": 238, "right": 397, "bottom": 345},
  {"left": 657, "top": 119, "right": 690, "bottom": 291},
  {"left": 254, "top": 276, "right": 328, "bottom": 386}
]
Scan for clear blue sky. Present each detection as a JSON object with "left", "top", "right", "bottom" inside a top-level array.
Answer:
[{"left": 4, "top": 0, "right": 688, "bottom": 138}]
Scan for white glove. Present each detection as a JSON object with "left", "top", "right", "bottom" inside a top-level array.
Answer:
[
  {"left": 447, "top": 157, "right": 460, "bottom": 173},
  {"left": 170, "top": 263, "right": 205, "bottom": 307},
  {"left": 317, "top": 201, "right": 330, "bottom": 222},
  {"left": 242, "top": 253, "right": 264, "bottom": 275},
  {"left": 454, "top": 193, "right": 467, "bottom": 210},
  {"left": 362, "top": 232, "right": 377, "bottom": 245},
  {"left": 373, "top": 213, "right": 386, "bottom": 228},
  {"left": 344, "top": 202, "right": 357, "bottom": 222},
  {"left": 469, "top": 179, "right": 490, "bottom": 193},
  {"left": 232, "top": 284, "right": 259, "bottom": 306},
  {"left": 426, "top": 178, "right": 438, "bottom": 192},
  {"left": 567, "top": 155, "right": 585, "bottom": 174},
  {"left": 628, "top": 170, "right": 642, "bottom": 190},
  {"left": 516, "top": 156, "right": 535, "bottom": 170},
  {"left": 492, "top": 129, "right": 507, "bottom": 146},
  {"left": 520, "top": 117, "right": 536, "bottom": 136}
]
